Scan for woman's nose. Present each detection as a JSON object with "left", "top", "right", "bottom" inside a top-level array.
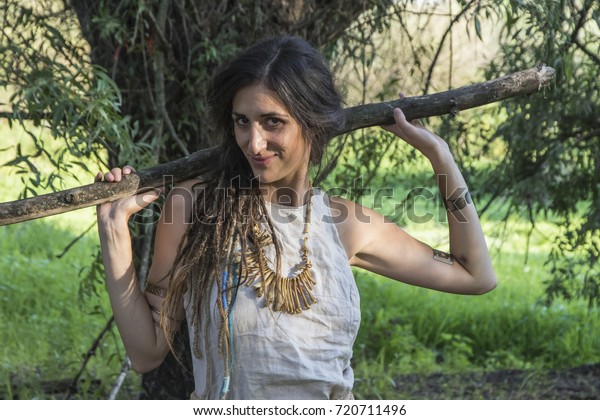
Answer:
[{"left": 248, "top": 125, "right": 266, "bottom": 154}]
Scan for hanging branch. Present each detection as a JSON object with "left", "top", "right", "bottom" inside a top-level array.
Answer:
[
  {"left": 65, "top": 316, "right": 115, "bottom": 399},
  {"left": 0, "top": 65, "right": 555, "bottom": 226},
  {"left": 423, "top": 0, "right": 478, "bottom": 94},
  {"left": 108, "top": 357, "right": 132, "bottom": 400},
  {"left": 55, "top": 221, "right": 96, "bottom": 258}
]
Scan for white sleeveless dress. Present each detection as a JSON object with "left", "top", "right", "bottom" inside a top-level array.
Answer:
[{"left": 184, "top": 189, "right": 361, "bottom": 399}]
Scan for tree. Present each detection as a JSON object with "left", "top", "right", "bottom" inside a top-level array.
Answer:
[
  {"left": 1, "top": 0, "right": 399, "bottom": 398},
  {"left": 1, "top": 0, "right": 598, "bottom": 399},
  {"left": 477, "top": 0, "right": 600, "bottom": 307}
]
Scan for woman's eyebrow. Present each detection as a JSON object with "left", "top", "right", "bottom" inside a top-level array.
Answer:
[
  {"left": 260, "top": 112, "right": 288, "bottom": 118},
  {"left": 232, "top": 111, "right": 289, "bottom": 118}
]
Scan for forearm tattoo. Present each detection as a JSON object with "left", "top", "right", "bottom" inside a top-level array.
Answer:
[{"left": 433, "top": 249, "right": 454, "bottom": 265}]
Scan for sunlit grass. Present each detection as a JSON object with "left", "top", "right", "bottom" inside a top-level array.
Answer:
[
  {"left": 352, "top": 215, "right": 600, "bottom": 398},
  {"left": 344, "top": 153, "right": 600, "bottom": 399},
  {"left": 0, "top": 215, "right": 134, "bottom": 399},
  {"left": 0, "top": 123, "right": 135, "bottom": 399},
  {"left": 2, "top": 122, "right": 598, "bottom": 400}
]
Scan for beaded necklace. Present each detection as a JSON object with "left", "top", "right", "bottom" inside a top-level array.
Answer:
[{"left": 241, "top": 186, "right": 317, "bottom": 314}]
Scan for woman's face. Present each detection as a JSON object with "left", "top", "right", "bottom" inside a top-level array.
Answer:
[{"left": 232, "top": 83, "right": 311, "bottom": 190}]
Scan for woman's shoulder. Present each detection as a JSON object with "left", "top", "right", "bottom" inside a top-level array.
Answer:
[
  {"left": 161, "top": 178, "right": 207, "bottom": 225},
  {"left": 326, "top": 193, "right": 384, "bottom": 224},
  {"left": 324, "top": 192, "right": 390, "bottom": 260},
  {"left": 169, "top": 177, "right": 207, "bottom": 195},
  {"left": 167, "top": 177, "right": 208, "bottom": 202}
]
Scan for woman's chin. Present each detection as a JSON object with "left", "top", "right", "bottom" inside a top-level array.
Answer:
[
  {"left": 253, "top": 174, "right": 275, "bottom": 185},
  {"left": 250, "top": 169, "right": 276, "bottom": 184}
]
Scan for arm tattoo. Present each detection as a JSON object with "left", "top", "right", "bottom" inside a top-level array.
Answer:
[{"left": 433, "top": 249, "right": 454, "bottom": 265}]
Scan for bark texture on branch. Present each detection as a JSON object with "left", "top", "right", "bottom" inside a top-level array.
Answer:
[
  {"left": 0, "top": 147, "right": 219, "bottom": 226},
  {"left": 0, "top": 66, "right": 555, "bottom": 226},
  {"left": 340, "top": 65, "right": 555, "bottom": 132}
]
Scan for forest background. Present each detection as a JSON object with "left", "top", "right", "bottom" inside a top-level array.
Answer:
[{"left": 0, "top": 0, "right": 598, "bottom": 399}]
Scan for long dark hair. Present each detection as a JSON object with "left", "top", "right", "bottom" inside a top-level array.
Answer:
[{"left": 160, "top": 35, "right": 344, "bottom": 376}]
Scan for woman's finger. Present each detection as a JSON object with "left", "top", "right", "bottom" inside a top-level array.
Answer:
[
  {"left": 395, "top": 108, "right": 424, "bottom": 129},
  {"left": 396, "top": 92, "right": 423, "bottom": 126},
  {"left": 109, "top": 167, "right": 123, "bottom": 182},
  {"left": 95, "top": 166, "right": 136, "bottom": 184},
  {"left": 95, "top": 166, "right": 136, "bottom": 183},
  {"left": 127, "top": 189, "right": 162, "bottom": 214},
  {"left": 393, "top": 108, "right": 412, "bottom": 128}
]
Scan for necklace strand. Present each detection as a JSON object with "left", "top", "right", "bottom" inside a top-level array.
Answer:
[{"left": 241, "top": 187, "right": 317, "bottom": 314}]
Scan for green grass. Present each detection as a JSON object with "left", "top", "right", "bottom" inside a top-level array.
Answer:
[
  {"left": 0, "top": 213, "right": 140, "bottom": 399},
  {"left": 0, "top": 122, "right": 139, "bottom": 399},
  {"left": 2, "top": 122, "right": 599, "bottom": 400},
  {"left": 342, "top": 152, "right": 600, "bottom": 399},
  {"left": 351, "top": 219, "right": 600, "bottom": 399}
]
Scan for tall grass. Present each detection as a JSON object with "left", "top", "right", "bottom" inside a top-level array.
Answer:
[
  {"left": 339, "top": 141, "right": 600, "bottom": 398},
  {"left": 2, "top": 123, "right": 599, "bottom": 399},
  {"left": 0, "top": 214, "right": 140, "bottom": 398},
  {"left": 0, "top": 123, "right": 138, "bottom": 399},
  {"left": 351, "top": 218, "right": 600, "bottom": 399}
]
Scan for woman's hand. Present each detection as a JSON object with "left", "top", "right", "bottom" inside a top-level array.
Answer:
[
  {"left": 94, "top": 165, "right": 161, "bottom": 226},
  {"left": 381, "top": 95, "right": 450, "bottom": 161},
  {"left": 94, "top": 166, "right": 174, "bottom": 373}
]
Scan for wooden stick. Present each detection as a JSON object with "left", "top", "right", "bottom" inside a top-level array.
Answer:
[
  {"left": 341, "top": 65, "right": 555, "bottom": 131},
  {"left": 0, "top": 65, "right": 555, "bottom": 226}
]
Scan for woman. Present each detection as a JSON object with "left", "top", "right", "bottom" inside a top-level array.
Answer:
[{"left": 96, "top": 35, "right": 497, "bottom": 400}]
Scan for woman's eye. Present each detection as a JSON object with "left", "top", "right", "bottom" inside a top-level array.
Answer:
[
  {"left": 266, "top": 118, "right": 282, "bottom": 127},
  {"left": 234, "top": 116, "right": 249, "bottom": 127}
]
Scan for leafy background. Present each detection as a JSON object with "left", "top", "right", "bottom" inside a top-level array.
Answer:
[{"left": 0, "top": 0, "right": 598, "bottom": 399}]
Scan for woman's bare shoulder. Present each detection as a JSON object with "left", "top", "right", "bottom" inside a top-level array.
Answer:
[
  {"left": 326, "top": 193, "right": 391, "bottom": 262},
  {"left": 161, "top": 179, "right": 206, "bottom": 228},
  {"left": 168, "top": 178, "right": 207, "bottom": 196},
  {"left": 326, "top": 195, "right": 363, "bottom": 259},
  {"left": 327, "top": 194, "right": 385, "bottom": 225}
]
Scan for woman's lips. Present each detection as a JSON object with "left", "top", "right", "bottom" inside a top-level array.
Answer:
[{"left": 250, "top": 155, "right": 275, "bottom": 167}]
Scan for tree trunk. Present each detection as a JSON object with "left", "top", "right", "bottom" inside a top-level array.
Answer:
[
  {"left": 63, "top": 0, "right": 392, "bottom": 399},
  {"left": 138, "top": 322, "right": 195, "bottom": 399}
]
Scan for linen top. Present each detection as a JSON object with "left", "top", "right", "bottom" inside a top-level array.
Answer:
[{"left": 184, "top": 189, "right": 361, "bottom": 399}]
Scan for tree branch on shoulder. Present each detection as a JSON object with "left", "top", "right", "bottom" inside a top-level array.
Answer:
[{"left": 0, "top": 65, "right": 555, "bottom": 226}]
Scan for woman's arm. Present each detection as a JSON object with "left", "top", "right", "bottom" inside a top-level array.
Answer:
[
  {"left": 331, "top": 108, "right": 497, "bottom": 295},
  {"left": 96, "top": 166, "right": 198, "bottom": 372}
]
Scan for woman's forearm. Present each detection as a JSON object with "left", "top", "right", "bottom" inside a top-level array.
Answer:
[
  {"left": 98, "top": 220, "right": 169, "bottom": 372},
  {"left": 428, "top": 145, "right": 497, "bottom": 293}
]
